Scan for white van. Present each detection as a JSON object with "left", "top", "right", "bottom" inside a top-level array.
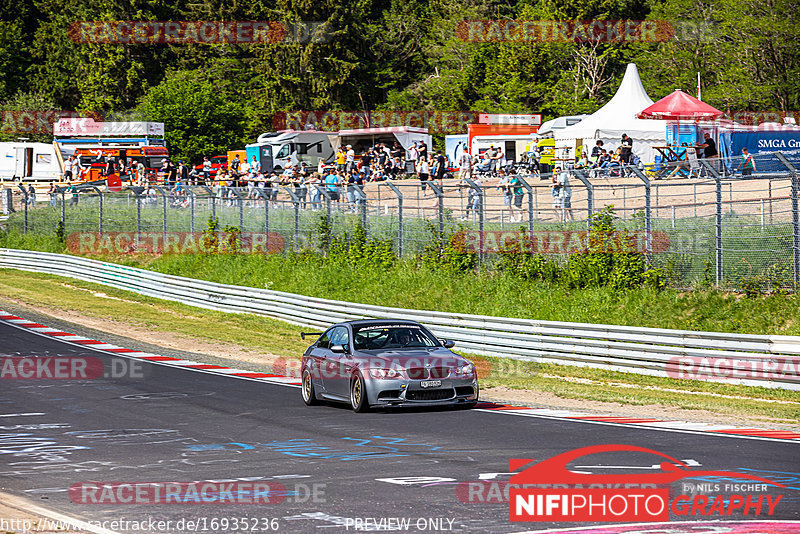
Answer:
[{"left": 253, "top": 131, "right": 336, "bottom": 171}]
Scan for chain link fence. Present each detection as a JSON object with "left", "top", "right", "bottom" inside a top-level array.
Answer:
[{"left": 3, "top": 152, "right": 798, "bottom": 290}]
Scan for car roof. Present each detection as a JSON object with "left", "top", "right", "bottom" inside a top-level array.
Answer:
[{"left": 336, "top": 319, "right": 423, "bottom": 328}]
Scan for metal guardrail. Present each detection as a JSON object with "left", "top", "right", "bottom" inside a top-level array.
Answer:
[{"left": 2, "top": 248, "right": 799, "bottom": 390}]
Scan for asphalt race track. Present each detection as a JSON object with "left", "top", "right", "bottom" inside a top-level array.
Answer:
[{"left": 1, "top": 315, "right": 799, "bottom": 534}]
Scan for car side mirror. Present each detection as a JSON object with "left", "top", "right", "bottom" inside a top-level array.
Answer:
[
  {"left": 441, "top": 339, "right": 455, "bottom": 349},
  {"left": 330, "top": 344, "right": 348, "bottom": 354}
]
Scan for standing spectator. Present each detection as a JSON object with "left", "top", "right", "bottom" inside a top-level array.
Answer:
[
  {"left": 360, "top": 149, "right": 372, "bottom": 180},
  {"left": 230, "top": 155, "right": 240, "bottom": 178},
  {"left": 345, "top": 170, "right": 358, "bottom": 211},
  {"left": 739, "top": 148, "right": 755, "bottom": 177},
  {"left": 48, "top": 182, "right": 57, "bottom": 207},
  {"left": 485, "top": 145, "right": 498, "bottom": 174},
  {"left": 104, "top": 155, "right": 116, "bottom": 177},
  {"left": 167, "top": 160, "right": 178, "bottom": 189},
  {"left": 317, "top": 158, "right": 326, "bottom": 176},
  {"left": 390, "top": 141, "right": 403, "bottom": 162},
  {"left": 462, "top": 175, "right": 482, "bottom": 221},
  {"left": 497, "top": 170, "right": 511, "bottom": 211},
  {"left": 335, "top": 147, "right": 346, "bottom": 171},
  {"left": 557, "top": 168, "right": 574, "bottom": 222},
  {"left": 202, "top": 157, "right": 211, "bottom": 185},
  {"left": 178, "top": 161, "right": 189, "bottom": 186},
  {"left": 64, "top": 156, "right": 75, "bottom": 180},
  {"left": 459, "top": 147, "right": 472, "bottom": 181},
  {"left": 620, "top": 134, "right": 633, "bottom": 164},
  {"left": 307, "top": 172, "right": 321, "bottom": 210},
  {"left": 417, "top": 156, "right": 430, "bottom": 186},
  {"left": 408, "top": 142, "right": 418, "bottom": 165},
  {"left": 434, "top": 151, "right": 446, "bottom": 187},
  {"left": 135, "top": 159, "right": 146, "bottom": 186},
  {"left": 345, "top": 145, "right": 355, "bottom": 173},
  {"left": 509, "top": 171, "right": 525, "bottom": 222},
  {"left": 494, "top": 145, "right": 505, "bottom": 172},
  {"left": 294, "top": 171, "right": 308, "bottom": 209},
  {"left": 699, "top": 132, "right": 718, "bottom": 172},
  {"left": 324, "top": 168, "right": 340, "bottom": 201},
  {"left": 269, "top": 172, "right": 280, "bottom": 205},
  {"left": 26, "top": 184, "right": 35, "bottom": 207},
  {"left": 418, "top": 140, "right": 428, "bottom": 161}
]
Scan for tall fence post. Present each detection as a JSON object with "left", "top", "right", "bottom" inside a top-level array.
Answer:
[
  {"left": 700, "top": 160, "right": 723, "bottom": 285},
  {"left": 572, "top": 170, "right": 593, "bottom": 228},
  {"left": 774, "top": 152, "right": 800, "bottom": 285},
  {"left": 90, "top": 186, "right": 103, "bottom": 233},
  {"left": 200, "top": 186, "right": 216, "bottom": 224},
  {"left": 515, "top": 176, "right": 535, "bottom": 236},
  {"left": 463, "top": 176, "right": 484, "bottom": 265},
  {"left": 427, "top": 182, "right": 444, "bottom": 236},
  {"left": 629, "top": 167, "right": 652, "bottom": 260},
  {"left": 384, "top": 181, "right": 404, "bottom": 258},
  {"left": 256, "top": 188, "right": 270, "bottom": 237},
  {"left": 283, "top": 186, "right": 301, "bottom": 251},
  {"left": 153, "top": 185, "right": 168, "bottom": 243},
  {"left": 17, "top": 184, "right": 28, "bottom": 234},
  {"left": 353, "top": 184, "right": 367, "bottom": 230},
  {"left": 189, "top": 189, "right": 195, "bottom": 233},
  {"left": 58, "top": 186, "right": 65, "bottom": 228}
]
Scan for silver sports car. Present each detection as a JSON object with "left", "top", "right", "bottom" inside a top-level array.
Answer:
[{"left": 300, "top": 319, "right": 479, "bottom": 412}]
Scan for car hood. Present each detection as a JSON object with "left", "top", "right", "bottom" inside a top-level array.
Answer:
[{"left": 353, "top": 348, "right": 467, "bottom": 367}]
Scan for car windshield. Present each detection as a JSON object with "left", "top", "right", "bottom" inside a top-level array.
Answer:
[{"left": 352, "top": 325, "right": 439, "bottom": 350}]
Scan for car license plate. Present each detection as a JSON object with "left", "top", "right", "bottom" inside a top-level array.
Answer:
[{"left": 420, "top": 380, "right": 442, "bottom": 388}]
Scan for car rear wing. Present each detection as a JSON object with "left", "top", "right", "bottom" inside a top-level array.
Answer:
[{"left": 300, "top": 332, "right": 324, "bottom": 340}]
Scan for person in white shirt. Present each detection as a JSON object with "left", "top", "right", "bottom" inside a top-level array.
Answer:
[{"left": 345, "top": 145, "right": 355, "bottom": 172}]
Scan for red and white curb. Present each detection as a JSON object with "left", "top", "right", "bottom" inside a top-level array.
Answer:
[
  {"left": 2, "top": 309, "right": 799, "bottom": 443},
  {"left": 0, "top": 309, "right": 302, "bottom": 387}
]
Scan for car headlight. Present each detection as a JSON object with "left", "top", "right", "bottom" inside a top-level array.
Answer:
[
  {"left": 453, "top": 363, "right": 475, "bottom": 378},
  {"left": 369, "top": 368, "right": 404, "bottom": 379}
]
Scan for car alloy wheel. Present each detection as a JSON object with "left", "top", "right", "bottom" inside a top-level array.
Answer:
[
  {"left": 302, "top": 369, "right": 319, "bottom": 406},
  {"left": 350, "top": 373, "right": 369, "bottom": 412}
]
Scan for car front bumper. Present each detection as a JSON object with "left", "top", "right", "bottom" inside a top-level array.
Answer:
[{"left": 366, "top": 378, "right": 479, "bottom": 407}]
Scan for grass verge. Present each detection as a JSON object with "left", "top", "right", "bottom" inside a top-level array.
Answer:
[{"left": 1, "top": 268, "right": 797, "bottom": 423}]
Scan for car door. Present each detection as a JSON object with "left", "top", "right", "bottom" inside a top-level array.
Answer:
[
  {"left": 308, "top": 328, "right": 334, "bottom": 393},
  {"left": 325, "top": 326, "right": 353, "bottom": 398}
]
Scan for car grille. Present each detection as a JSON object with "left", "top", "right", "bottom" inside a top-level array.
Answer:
[
  {"left": 406, "top": 388, "right": 455, "bottom": 401},
  {"left": 455, "top": 386, "right": 475, "bottom": 396},
  {"left": 406, "top": 367, "right": 452, "bottom": 379},
  {"left": 378, "top": 390, "right": 401, "bottom": 399}
]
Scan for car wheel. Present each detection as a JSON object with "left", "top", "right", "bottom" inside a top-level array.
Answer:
[
  {"left": 302, "top": 369, "right": 319, "bottom": 406},
  {"left": 350, "top": 373, "right": 370, "bottom": 412}
]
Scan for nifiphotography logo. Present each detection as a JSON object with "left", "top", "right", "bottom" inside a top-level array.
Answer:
[{"left": 508, "top": 444, "right": 785, "bottom": 522}]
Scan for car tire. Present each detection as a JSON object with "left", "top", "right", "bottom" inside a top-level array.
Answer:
[
  {"left": 302, "top": 369, "right": 319, "bottom": 406},
  {"left": 350, "top": 373, "right": 370, "bottom": 413}
]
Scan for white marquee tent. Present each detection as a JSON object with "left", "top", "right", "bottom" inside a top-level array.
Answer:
[{"left": 554, "top": 63, "right": 667, "bottom": 163}]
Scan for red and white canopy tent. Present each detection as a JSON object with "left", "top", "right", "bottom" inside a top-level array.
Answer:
[{"left": 636, "top": 89, "right": 723, "bottom": 121}]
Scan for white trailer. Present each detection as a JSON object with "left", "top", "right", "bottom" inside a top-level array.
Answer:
[
  {"left": 337, "top": 127, "right": 432, "bottom": 159},
  {"left": 0, "top": 142, "right": 67, "bottom": 181}
]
